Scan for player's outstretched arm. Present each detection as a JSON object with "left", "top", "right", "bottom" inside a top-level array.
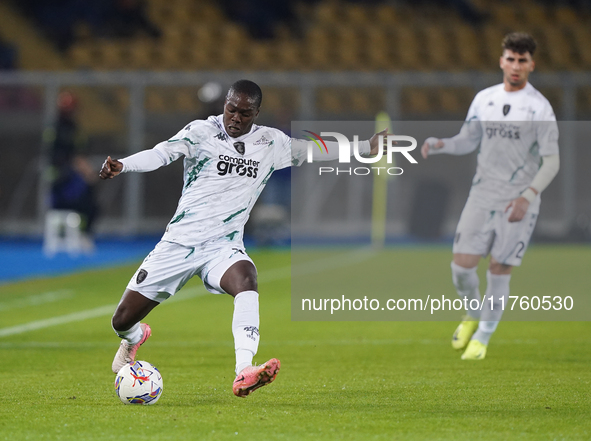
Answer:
[
  {"left": 99, "top": 156, "right": 123, "bottom": 180},
  {"left": 99, "top": 148, "right": 169, "bottom": 180}
]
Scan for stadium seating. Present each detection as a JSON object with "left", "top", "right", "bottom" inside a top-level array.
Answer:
[{"left": 3, "top": 0, "right": 591, "bottom": 119}]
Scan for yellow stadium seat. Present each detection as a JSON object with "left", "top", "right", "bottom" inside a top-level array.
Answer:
[
  {"left": 491, "top": 4, "right": 520, "bottom": 28},
  {"left": 314, "top": 2, "right": 340, "bottom": 25},
  {"left": 333, "top": 28, "right": 361, "bottom": 69},
  {"left": 524, "top": 4, "right": 548, "bottom": 26},
  {"left": 199, "top": 4, "right": 225, "bottom": 24},
  {"left": 373, "top": 4, "right": 398, "bottom": 25},
  {"left": 453, "top": 25, "right": 483, "bottom": 70},
  {"left": 393, "top": 25, "right": 422, "bottom": 70},
  {"left": 544, "top": 28, "right": 572, "bottom": 70},
  {"left": 187, "top": 44, "right": 214, "bottom": 69},
  {"left": 343, "top": 4, "right": 369, "bottom": 26},
  {"left": 262, "top": 89, "right": 282, "bottom": 112},
  {"left": 153, "top": 44, "right": 183, "bottom": 70},
  {"left": 187, "top": 25, "right": 216, "bottom": 46},
  {"left": 402, "top": 88, "right": 432, "bottom": 115},
  {"left": 424, "top": 25, "right": 453, "bottom": 70},
  {"left": 554, "top": 6, "right": 578, "bottom": 25},
  {"left": 174, "top": 88, "right": 198, "bottom": 113},
  {"left": 348, "top": 89, "right": 373, "bottom": 114},
  {"left": 248, "top": 44, "right": 273, "bottom": 70},
  {"left": 275, "top": 41, "right": 302, "bottom": 70},
  {"left": 317, "top": 89, "right": 342, "bottom": 114},
  {"left": 482, "top": 25, "right": 505, "bottom": 64},
  {"left": 68, "top": 43, "right": 94, "bottom": 69},
  {"left": 572, "top": 26, "right": 591, "bottom": 69},
  {"left": 305, "top": 28, "right": 331, "bottom": 70},
  {"left": 129, "top": 40, "right": 155, "bottom": 70},
  {"left": 146, "top": 89, "right": 168, "bottom": 113},
  {"left": 438, "top": 88, "right": 463, "bottom": 113},
  {"left": 99, "top": 42, "right": 125, "bottom": 70},
  {"left": 365, "top": 26, "right": 393, "bottom": 70},
  {"left": 163, "top": 27, "right": 183, "bottom": 46}
]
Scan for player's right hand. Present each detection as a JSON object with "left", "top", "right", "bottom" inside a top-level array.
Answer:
[
  {"left": 420, "top": 137, "right": 444, "bottom": 159},
  {"left": 99, "top": 156, "right": 123, "bottom": 180}
]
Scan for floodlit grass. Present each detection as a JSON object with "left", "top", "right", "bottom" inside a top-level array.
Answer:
[{"left": 0, "top": 246, "right": 590, "bottom": 440}]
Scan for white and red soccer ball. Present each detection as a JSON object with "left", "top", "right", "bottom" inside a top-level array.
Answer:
[{"left": 115, "top": 361, "right": 163, "bottom": 405}]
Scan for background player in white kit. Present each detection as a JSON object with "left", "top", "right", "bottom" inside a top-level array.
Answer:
[
  {"left": 100, "top": 80, "right": 386, "bottom": 396},
  {"left": 420, "top": 33, "right": 560, "bottom": 360}
]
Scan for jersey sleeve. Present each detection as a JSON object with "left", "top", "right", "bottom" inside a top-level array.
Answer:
[
  {"left": 287, "top": 136, "right": 371, "bottom": 167},
  {"left": 432, "top": 93, "right": 483, "bottom": 156},
  {"left": 154, "top": 123, "right": 201, "bottom": 164},
  {"left": 534, "top": 101, "right": 559, "bottom": 157},
  {"left": 274, "top": 130, "right": 294, "bottom": 170},
  {"left": 119, "top": 148, "right": 168, "bottom": 173}
]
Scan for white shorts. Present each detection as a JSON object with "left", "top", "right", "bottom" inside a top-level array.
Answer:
[
  {"left": 453, "top": 201, "right": 538, "bottom": 267},
  {"left": 127, "top": 240, "right": 255, "bottom": 302}
]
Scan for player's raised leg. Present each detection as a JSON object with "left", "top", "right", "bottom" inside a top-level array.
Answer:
[
  {"left": 111, "top": 289, "right": 158, "bottom": 373},
  {"left": 463, "top": 259, "right": 511, "bottom": 360},
  {"left": 219, "top": 260, "right": 280, "bottom": 397},
  {"left": 450, "top": 253, "right": 481, "bottom": 350}
]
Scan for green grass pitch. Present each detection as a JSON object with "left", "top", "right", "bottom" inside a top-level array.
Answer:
[{"left": 0, "top": 246, "right": 590, "bottom": 440}]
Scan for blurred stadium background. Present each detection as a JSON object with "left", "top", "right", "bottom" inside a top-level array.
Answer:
[{"left": 0, "top": 0, "right": 590, "bottom": 277}]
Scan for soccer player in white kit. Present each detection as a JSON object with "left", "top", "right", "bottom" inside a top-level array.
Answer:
[
  {"left": 100, "top": 80, "right": 385, "bottom": 396},
  {"left": 420, "top": 33, "right": 560, "bottom": 360}
]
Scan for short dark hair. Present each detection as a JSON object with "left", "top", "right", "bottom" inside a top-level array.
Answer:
[
  {"left": 227, "top": 79, "right": 263, "bottom": 108},
  {"left": 502, "top": 32, "right": 537, "bottom": 56}
]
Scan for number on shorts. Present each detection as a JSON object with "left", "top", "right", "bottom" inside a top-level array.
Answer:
[{"left": 515, "top": 241, "right": 525, "bottom": 259}]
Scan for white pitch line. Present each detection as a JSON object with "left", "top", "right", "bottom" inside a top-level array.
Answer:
[
  {"left": 0, "top": 287, "right": 208, "bottom": 338},
  {"left": 0, "top": 289, "right": 75, "bottom": 312},
  {"left": 0, "top": 249, "right": 374, "bottom": 338},
  {"left": 0, "top": 304, "right": 116, "bottom": 338}
]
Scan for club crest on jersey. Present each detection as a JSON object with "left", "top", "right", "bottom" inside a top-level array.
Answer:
[
  {"left": 503, "top": 104, "right": 511, "bottom": 116},
  {"left": 215, "top": 132, "right": 228, "bottom": 141},
  {"left": 233, "top": 141, "right": 245, "bottom": 155}
]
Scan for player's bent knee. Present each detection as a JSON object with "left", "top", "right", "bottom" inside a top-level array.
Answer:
[
  {"left": 228, "top": 274, "right": 257, "bottom": 295},
  {"left": 241, "top": 273, "right": 258, "bottom": 292},
  {"left": 453, "top": 253, "right": 480, "bottom": 269},
  {"left": 220, "top": 260, "right": 258, "bottom": 295}
]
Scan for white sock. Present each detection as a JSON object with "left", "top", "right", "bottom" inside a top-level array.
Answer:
[
  {"left": 451, "top": 262, "right": 481, "bottom": 319},
  {"left": 232, "top": 290, "right": 260, "bottom": 375},
  {"left": 473, "top": 271, "right": 511, "bottom": 345},
  {"left": 113, "top": 321, "right": 143, "bottom": 345}
]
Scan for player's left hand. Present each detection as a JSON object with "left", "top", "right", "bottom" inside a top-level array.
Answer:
[
  {"left": 99, "top": 156, "right": 123, "bottom": 180},
  {"left": 369, "top": 129, "right": 391, "bottom": 155},
  {"left": 505, "top": 197, "right": 529, "bottom": 222}
]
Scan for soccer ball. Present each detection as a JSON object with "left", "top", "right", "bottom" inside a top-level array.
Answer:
[{"left": 115, "top": 361, "right": 163, "bottom": 405}]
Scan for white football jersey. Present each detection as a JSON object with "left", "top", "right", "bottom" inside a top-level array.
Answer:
[
  {"left": 455, "top": 82, "right": 559, "bottom": 212},
  {"left": 152, "top": 115, "right": 306, "bottom": 247}
]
